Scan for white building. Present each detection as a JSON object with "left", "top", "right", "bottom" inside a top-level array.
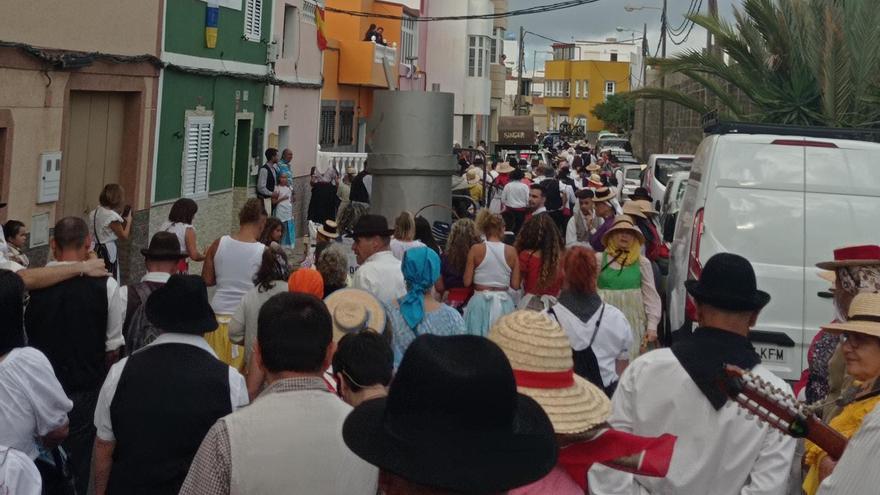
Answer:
[{"left": 425, "top": 0, "right": 495, "bottom": 147}]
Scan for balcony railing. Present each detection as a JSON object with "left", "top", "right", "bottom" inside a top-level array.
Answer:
[
  {"left": 318, "top": 151, "right": 368, "bottom": 176},
  {"left": 339, "top": 41, "right": 398, "bottom": 88}
]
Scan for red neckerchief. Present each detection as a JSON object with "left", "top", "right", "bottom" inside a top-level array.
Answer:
[{"left": 557, "top": 428, "right": 676, "bottom": 490}]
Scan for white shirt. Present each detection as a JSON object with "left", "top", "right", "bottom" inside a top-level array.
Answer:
[
  {"left": 565, "top": 215, "right": 591, "bottom": 248},
  {"left": 89, "top": 207, "right": 124, "bottom": 262},
  {"left": 211, "top": 236, "right": 265, "bottom": 315},
  {"left": 389, "top": 238, "right": 426, "bottom": 261},
  {"left": 46, "top": 261, "right": 124, "bottom": 351},
  {"left": 818, "top": 405, "right": 880, "bottom": 494},
  {"left": 0, "top": 446, "right": 41, "bottom": 495},
  {"left": 107, "top": 272, "right": 172, "bottom": 341},
  {"left": 550, "top": 302, "right": 632, "bottom": 387},
  {"left": 501, "top": 181, "right": 530, "bottom": 209},
  {"left": 531, "top": 206, "right": 547, "bottom": 216},
  {"left": 351, "top": 250, "right": 406, "bottom": 307},
  {"left": 0, "top": 348, "right": 73, "bottom": 460},
  {"left": 159, "top": 221, "right": 193, "bottom": 254},
  {"left": 94, "top": 333, "right": 248, "bottom": 442},
  {"left": 589, "top": 348, "right": 795, "bottom": 495}
]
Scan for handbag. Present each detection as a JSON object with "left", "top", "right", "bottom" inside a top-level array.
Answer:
[
  {"left": 33, "top": 447, "right": 77, "bottom": 495},
  {"left": 550, "top": 304, "right": 613, "bottom": 396}
]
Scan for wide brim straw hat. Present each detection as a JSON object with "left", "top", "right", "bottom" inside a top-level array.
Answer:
[
  {"left": 497, "top": 162, "right": 516, "bottom": 173},
  {"left": 324, "top": 288, "right": 387, "bottom": 342},
  {"left": 586, "top": 163, "right": 602, "bottom": 172},
  {"left": 632, "top": 199, "right": 658, "bottom": 216},
  {"left": 489, "top": 311, "right": 610, "bottom": 434},
  {"left": 318, "top": 220, "right": 340, "bottom": 239},
  {"left": 622, "top": 201, "right": 648, "bottom": 220},
  {"left": 602, "top": 216, "right": 646, "bottom": 248},
  {"left": 823, "top": 292, "right": 880, "bottom": 337},
  {"left": 591, "top": 187, "right": 615, "bottom": 202}
]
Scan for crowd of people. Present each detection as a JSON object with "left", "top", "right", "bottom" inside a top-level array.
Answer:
[{"left": 2, "top": 140, "right": 880, "bottom": 495}]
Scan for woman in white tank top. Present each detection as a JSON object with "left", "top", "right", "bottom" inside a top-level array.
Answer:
[
  {"left": 462, "top": 211, "right": 521, "bottom": 337},
  {"left": 159, "top": 198, "right": 205, "bottom": 273},
  {"left": 202, "top": 199, "right": 268, "bottom": 371}
]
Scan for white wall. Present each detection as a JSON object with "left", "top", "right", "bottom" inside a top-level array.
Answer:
[{"left": 425, "top": 0, "right": 492, "bottom": 142}]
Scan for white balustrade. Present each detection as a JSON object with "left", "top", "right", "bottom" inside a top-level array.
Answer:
[{"left": 318, "top": 151, "right": 368, "bottom": 176}]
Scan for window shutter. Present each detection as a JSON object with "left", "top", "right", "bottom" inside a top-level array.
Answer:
[
  {"left": 244, "top": 0, "right": 262, "bottom": 41},
  {"left": 183, "top": 116, "right": 213, "bottom": 197}
]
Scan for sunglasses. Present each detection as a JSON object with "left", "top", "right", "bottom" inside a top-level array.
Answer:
[{"left": 841, "top": 331, "right": 880, "bottom": 350}]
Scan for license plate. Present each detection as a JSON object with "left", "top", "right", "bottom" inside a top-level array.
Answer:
[{"left": 755, "top": 344, "right": 786, "bottom": 363}]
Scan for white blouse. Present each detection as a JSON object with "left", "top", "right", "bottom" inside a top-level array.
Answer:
[{"left": 0, "top": 347, "right": 73, "bottom": 460}]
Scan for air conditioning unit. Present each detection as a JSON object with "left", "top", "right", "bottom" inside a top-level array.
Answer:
[{"left": 267, "top": 41, "right": 280, "bottom": 63}]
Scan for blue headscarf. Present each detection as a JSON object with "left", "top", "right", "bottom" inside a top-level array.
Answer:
[{"left": 398, "top": 246, "right": 441, "bottom": 329}]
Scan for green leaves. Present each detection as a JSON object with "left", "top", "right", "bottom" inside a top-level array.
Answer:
[
  {"left": 634, "top": 0, "right": 880, "bottom": 128},
  {"left": 591, "top": 94, "right": 637, "bottom": 133}
]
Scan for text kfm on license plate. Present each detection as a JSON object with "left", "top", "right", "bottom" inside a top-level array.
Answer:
[{"left": 755, "top": 344, "right": 785, "bottom": 363}]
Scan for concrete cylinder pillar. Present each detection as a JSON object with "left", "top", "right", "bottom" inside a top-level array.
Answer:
[{"left": 367, "top": 90, "right": 456, "bottom": 227}]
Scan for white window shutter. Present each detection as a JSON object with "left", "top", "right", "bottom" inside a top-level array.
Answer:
[
  {"left": 244, "top": 0, "right": 262, "bottom": 41},
  {"left": 183, "top": 116, "right": 213, "bottom": 198}
]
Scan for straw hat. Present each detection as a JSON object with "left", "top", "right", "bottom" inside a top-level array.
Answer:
[
  {"left": 586, "top": 163, "right": 602, "bottom": 173},
  {"left": 632, "top": 199, "right": 658, "bottom": 216},
  {"left": 318, "top": 219, "right": 340, "bottom": 239},
  {"left": 489, "top": 311, "right": 610, "bottom": 434},
  {"left": 817, "top": 245, "right": 880, "bottom": 270},
  {"left": 818, "top": 270, "right": 836, "bottom": 288},
  {"left": 602, "top": 216, "right": 645, "bottom": 247},
  {"left": 591, "top": 187, "right": 614, "bottom": 202},
  {"left": 324, "top": 288, "right": 387, "bottom": 342},
  {"left": 823, "top": 292, "right": 880, "bottom": 337},
  {"left": 466, "top": 169, "right": 480, "bottom": 184},
  {"left": 622, "top": 201, "right": 647, "bottom": 220},
  {"left": 587, "top": 174, "right": 604, "bottom": 188},
  {"left": 497, "top": 162, "right": 516, "bottom": 174}
]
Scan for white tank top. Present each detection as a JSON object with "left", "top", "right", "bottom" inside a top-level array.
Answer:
[
  {"left": 211, "top": 236, "right": 265, "bottom": 314},
  {"left": 160, "top": 221, "right": 192, "bottom": 254},
  {"left": 473, "top": 241, "right": 511, "bottom": 288}
]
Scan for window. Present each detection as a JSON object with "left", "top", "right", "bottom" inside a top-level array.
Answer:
[
  {"left": 605, "top": 81, "right": 616, "bottom": 99},
  {"left": 338, "top": 105, "right": 355, "bottom": 146},
  {"left": 401, "top": 15, "right": 418, "bottom": 64},
  {"left": 563, "top": 80, "right": 570, "bottom": 97},
  {"left": 282, "top": 6, "right": 298, "bottom": 59},
  {"left": 244, "top": 0, "right": 263, "bottom": 42},
  {"left": 182, "top": 116, "right": 213, "bottom": 198},
  {"left": 303, "top": 1, "right": 318, "bottom": 23},
  {"left": 553, "top": 44, "right": 575, "bottom": 60},
  {"left": 582, "top": 80, "right": 589, "bottom": 99},
  {"left": 320, "top": 104, "right": 336, "bottom": 146},
  {"left": 610, "top": 52, "right": 618, "bottom": 62},
  {"left": 467, "top": 35, "right": 491, "bottom": 78},
  {"left": 490, "top": 27, "right": 504, "bottom": 64},
  {"left": 575, "top": 80, "right": 580, "bottom": 98}
]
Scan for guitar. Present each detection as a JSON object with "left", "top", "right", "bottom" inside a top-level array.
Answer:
[{"left": 718, "top": 365, "right": 848, "bottom": 460}]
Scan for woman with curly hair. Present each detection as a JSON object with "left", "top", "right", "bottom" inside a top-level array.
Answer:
[
  {"left": 515, "top": 214, "right": 564, "bottom": 311},
  {"left": 462, "top": 209, "right": 520, "bottom": 336},
  {"left": 435, "top": 218, "right": 481, "bottom": 311},
  {"left": 259, "top": 217, "right": 291, "bottom": 276},
  {"left": 316, "top": 243, "right": 349, "bottom": 296}
]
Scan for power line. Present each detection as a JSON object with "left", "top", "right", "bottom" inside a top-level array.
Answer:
[
  {"left": 667, "top": 0, "right": 700, "bottom": 36},
  {"left": 668, "top": 0, "right": 704, "bottom": 45},
  {"left": 325, "top": 0, "right": 603, "bottom": 22}
]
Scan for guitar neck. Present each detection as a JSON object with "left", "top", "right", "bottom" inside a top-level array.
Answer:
[{"left": 802, "top": 415, "right": 848, "bottom": 460}]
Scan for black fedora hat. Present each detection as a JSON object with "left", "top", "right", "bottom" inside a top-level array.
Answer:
[
  {"left": 343, "top": 335, "right": 557, "bottom": 493},
  {"left": 349, "top": 214, "right": 394, "bottom": 238},
  {"left": 140, "top": 232, "right": 187, "bottom": 260},
  {"left": 146, "top": 275, "right": 218, "bottom": 335},
  {"left": 685, "top": 253, "right": 771, "bottom": 312},
  {"left": 628, "top": 187, "right": 653, "bottom": 202}
]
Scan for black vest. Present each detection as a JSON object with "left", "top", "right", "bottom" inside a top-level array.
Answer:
[
  {"left": 107, "top": 342, "right": 231, "bottom": 495},
  {"left": 350, "top": 171, "right": 370, "bottom": 203},
  {"left": 26, "top": 276, "right": 109, "bottom": 394},
  {"left": 256, "top": 163, "right": 277, "bottom": 198}
]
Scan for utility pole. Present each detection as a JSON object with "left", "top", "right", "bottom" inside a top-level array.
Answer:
[
  {"left": 658, "top": 0, "right": 667, "bottom": 154},
  {"left": 707, "top": 0, "right": 719, "bottom": 55},
  {"left": 516, "top": 25, "right": 526, "bottom": 116},
  {"left": 641, "top": 22, "right": 648, "bottom": 161}
]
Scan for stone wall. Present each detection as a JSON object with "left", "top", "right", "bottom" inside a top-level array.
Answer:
[{"left": 631, "top": 71, "right": 756, "bottom": 160}]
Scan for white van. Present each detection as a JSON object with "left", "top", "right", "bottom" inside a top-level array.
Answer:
[
  {"left": 667, "top": 121, "right": 880, "bottom": 380},
  {"left": 642, "top": 154, "right": 694, "bottom": 210}
]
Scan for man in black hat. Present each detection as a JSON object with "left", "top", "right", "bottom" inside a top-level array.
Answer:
[
  {"left": 108, "top": 231, "right": 188, "bottom": 356},
  {"left": 350, "top": 214, "right": 406, "bottom": 306},
  {"left": 180, "top": 292, "right": 378, "bottom": 494},
  {"left": 628, "top": 186, "right": 653, "bottom": 203},
  {"left": 590, "top": 253, "right": 795, "bottom": 495},
  {"left": 24, "top": 216, "right": 126, "bottom": 494},
  {"left": 93, "top": 275, "right": 248, "bottom": 495},
  {"left": 343, "top": 334, "right": 558, "bottom": 494}
]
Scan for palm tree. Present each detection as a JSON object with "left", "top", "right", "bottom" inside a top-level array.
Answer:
[{"left": 631, "top": 0, "right": 880, "bottom": 128}]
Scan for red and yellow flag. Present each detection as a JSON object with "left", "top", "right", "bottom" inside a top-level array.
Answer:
[{"left": 316, "top": 7, "right": 328, "bottom": 51}]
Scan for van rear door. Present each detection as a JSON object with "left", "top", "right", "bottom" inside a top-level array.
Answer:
[
  {"left": 700, "top": 135, "right": 806, "bottom": 379},
  {"left": 804, "top": 138, "right": 880, "bottom": 363}
]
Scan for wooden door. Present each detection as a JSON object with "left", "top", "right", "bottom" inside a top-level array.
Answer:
[{"left": 62, "top": 91, "right": 125, "bottom": 217}]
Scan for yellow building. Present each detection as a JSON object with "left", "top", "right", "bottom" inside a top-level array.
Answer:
[{"left": 543, "top": 43, "right": 631, "bottom": 133}]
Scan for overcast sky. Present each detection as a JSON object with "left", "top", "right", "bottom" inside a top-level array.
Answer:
[{"left": 506, "top": 0, "right": 742, "bottom": 70}]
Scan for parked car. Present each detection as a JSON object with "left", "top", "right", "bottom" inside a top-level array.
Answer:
[
  {"left": 597, "top": 131, "right": 620, "bottom": 141},
  {"left": 658, "top": 171, "right": 690, "bottom": 244},
  {"left": 597, "top": 137, "right": 632, "bottom": 153},
  {"left": 642, "top": 154, "right": 694, "bottom": 211},
  {"left": 667, "top": 120, "right": 880, "bottom": 380},
  {"left": 619, "top": 164, "right": 646, "bottom": 201}
]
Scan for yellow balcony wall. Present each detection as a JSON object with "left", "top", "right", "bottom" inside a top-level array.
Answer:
[{"left": 339, "top": 41, "right": 398, "bottom": 88}]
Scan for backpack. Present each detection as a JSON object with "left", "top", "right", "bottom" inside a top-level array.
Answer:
[
  {"left": 123, "top": 282, "right": 164, "bottom": 356},
  {"left": 549, "top": 304, "right": 614, "bottom": 397}
]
